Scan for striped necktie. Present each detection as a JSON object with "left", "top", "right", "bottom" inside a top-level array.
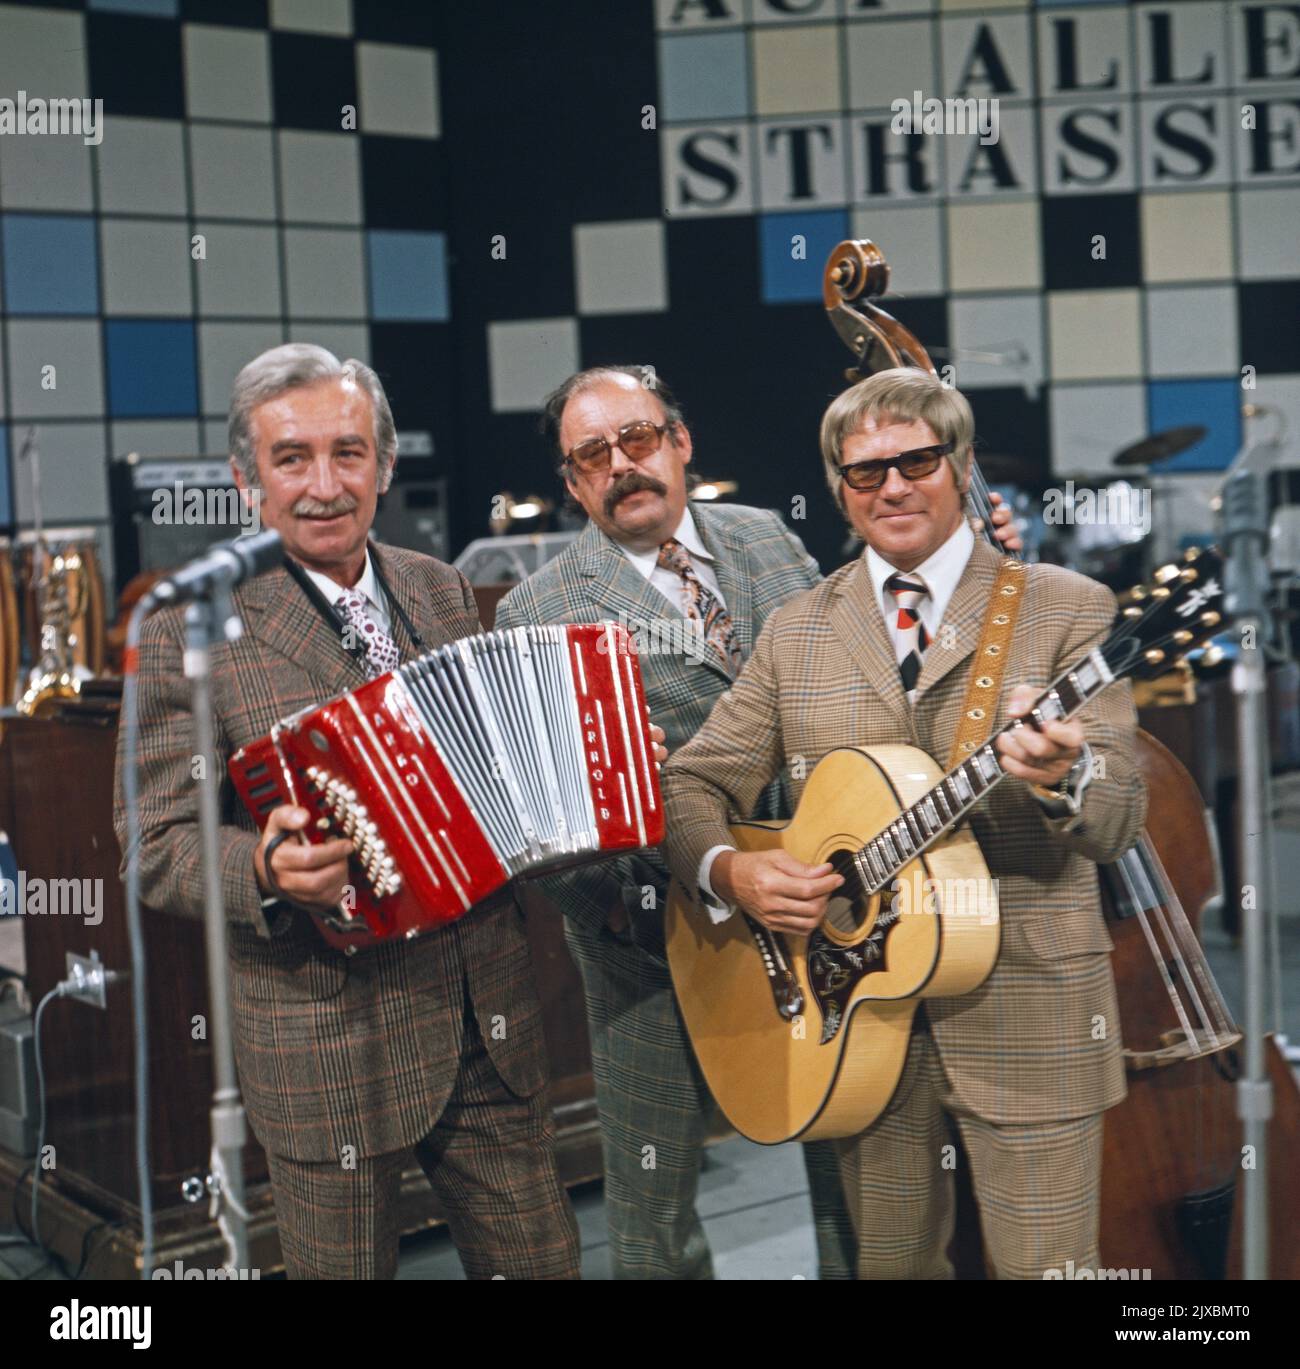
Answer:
[
  {"left": 884, "top": 571, "right": 930, "bottom": 694},
  {"left": 656, "top": 537, "right": 743, "bottom": 676}
]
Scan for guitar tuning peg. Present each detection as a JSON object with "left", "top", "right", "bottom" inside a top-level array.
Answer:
[{"left": 1145, "top": 649, "right": 1166, "bottom": 665}]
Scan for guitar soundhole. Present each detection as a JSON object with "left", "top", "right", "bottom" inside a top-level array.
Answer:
[{"left": 824, "top": 890, "right": 872, "bottom": 938}]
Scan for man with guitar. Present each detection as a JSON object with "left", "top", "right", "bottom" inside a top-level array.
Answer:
[
  {"left": 496, "top": 364, "right": 1021, "bottom": 1278},
  {"left": 663, "top": 367, "right": 1148, "bottom": 1279}
]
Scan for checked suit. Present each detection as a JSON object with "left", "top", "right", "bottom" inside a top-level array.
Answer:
[
  {"left": 495, "top": 502, "right": 857, "bottom": 1279},
  {"left": 662, "top": 536, "right": 1148, "bottom": 1278},
  {"left": 114, "top": 541, "right": 578, "bottom": 1279}
]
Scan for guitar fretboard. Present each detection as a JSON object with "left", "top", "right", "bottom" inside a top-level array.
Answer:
[{"left": 832, "top": 647, "right": 1113, "bottom": 899}]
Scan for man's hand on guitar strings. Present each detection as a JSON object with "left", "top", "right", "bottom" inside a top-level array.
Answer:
[
  {"left": 996, "top": 684, "right": 1085, "bottom": 788},
  {"left": 712, "top": 847, "right": 844, "bottom": 935}
]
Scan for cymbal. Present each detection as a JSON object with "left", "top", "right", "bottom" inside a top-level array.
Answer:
[{"left": 1113, "top": 425, "right": 1207, "bottom": 468}]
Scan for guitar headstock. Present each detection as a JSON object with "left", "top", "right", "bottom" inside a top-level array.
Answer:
[{"left": 1105, "top": 546, "right": 1225, "bottom": 681}]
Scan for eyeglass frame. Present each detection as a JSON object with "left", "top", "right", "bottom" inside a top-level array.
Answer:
[
  {"left": 834, "top": 441, "right": 956, "bottom": 493},
  {"left": 563, "top": 420, "right": 672, "bottom": 476}
]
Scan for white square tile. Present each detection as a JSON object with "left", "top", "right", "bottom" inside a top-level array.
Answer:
[
  {"left": 488, "top": 318, "right": 580, "bottom": 414},
  {"left": 757, "top": 116, "right": 846, "bottom": 209},
  {"left": 285, "top": 323, "right": 369, "bottom": 366},
  {"left": 190, "top": 125, "right": 276, "bottom": 221},
  {"left": 849, "top": 206, "right": 944, "bottom": 296},
  {"left": 0, "top": 8, "right": 88, "bottom": 96},
  {"left": 574, "top": 221, "right": 667, "bottom": 315},
  {"left": 283, "top": 228, "right": 367, "bottom": 318},
  {"left": 0, "top": 131, "right": 93, "bottom": 211},
  {"left": 110, "top": 420, "right": 203, "bottom": 461},
  {"left": 1140, "top": 191, "right": 1234, "bottom": 282},
  {"left": 1238, "top": 189, "right": 1300, "bottom": 279},
  {"left": 194, "top": 224, "right": 282, "bottom": 317},
  {"left": 6, "top": 321, "right": 105, "bottom": 419},
  {"left": 184, "top": 24, "right": 273, "bottom": 124},
  {"left": 100, "top": 220, "right": 194, "bottom": 315},
  {"left": 278, "top": 131, "right": 363, "bottom": 224},
  {"left": 946, "top": 201, "right": 1042, "bottom": 291},
  {"left": 94, "top": 118, "right": 188, "bottom": 216},
  {"left": 1048, "top": 382, "right": 1147, "bottom": 479},
  {"left": 947, "top": 293, "right": 1044, "bottom": 392},
  {"left": 846, "top": 17, "right": 937, "bottom": 111},
  {"left": 199, "top": 321, "right": 286, "bottom": 415},
  {"left": 1047, "top": 290, "right": 1142, "bottom": 381},
  {"left": 1146, "top": 286, "right": 1238, "bottom": 376},
  {"left": 11, "top": 422, "right": 110, "bottom": 523},
  {"left": 357, "top": 43, "right": 440, "bottom": 138},
  {"left": 271, "top": 0, "right": 352, "bottom": 36},
  {"left": 203, "top": 417, "right": 233, "bottom": 457},
  {"left": 751, "top": 23, "right": 840, "bottom": 116}
]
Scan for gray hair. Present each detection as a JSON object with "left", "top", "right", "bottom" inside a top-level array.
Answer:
[
  {"left": 820, "top": 367, "right": 975, "bottom": 509},
  {"left": 228, "top": 343, "right": 398, "bottom": 490}
]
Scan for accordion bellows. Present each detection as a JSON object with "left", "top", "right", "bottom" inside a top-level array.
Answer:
[{"left": 230, "top": 623, "right": 664, "bottom": 950}]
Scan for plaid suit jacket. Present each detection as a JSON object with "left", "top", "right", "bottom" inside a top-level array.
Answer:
[
  {"left": 494, "top": 503, "right": 821, "bottom": 955},
  {"left": 114, "top": 541, "right": 547, "bottom": 1163},
  {"left": 662, "top": 536, "right": 1146, "bottom": 1124}
]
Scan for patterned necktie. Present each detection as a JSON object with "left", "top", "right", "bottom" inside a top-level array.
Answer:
[
  {"left": 884, "top": 571, "right": 931, "bottom": 694},
  {"left": 336, "top": 586, "right": 401, "bottom": 680},
  {"left": 656, "top": 538, "right": 743, "bottom": 676}
]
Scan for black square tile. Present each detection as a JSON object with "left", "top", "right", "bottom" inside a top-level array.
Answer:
[
  {"left": 272, "top": 31, "right": 358, "bottom": 132},
  {"left": 368, "top": 322, "right": 453, "bottom": 438},
  {"left": 666, "top": 217, "right": 761, "bottom": 317},
  {"left": 964, "top": 387, "right": 1050, "bottom": 487},
  {"left": 180, "top": 0, "right": 268, "bottom": 26},
  {"left": 361, "top": 135, "right": 447, "bottom": 229},
  {"left": 354, "top": 0, "right": 444, "bottom": 46},
  {"left": 87, "top": 13, "right": 185, "bottom": 120},
  {"left": 1041, "top": 193, "right": 1142, "bottom": 290},
  {"left": 1238, "top": 280, "right": 1300, "bottom": 375}
]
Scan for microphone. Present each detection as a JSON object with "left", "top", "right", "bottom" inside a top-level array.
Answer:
[{"left": 147, "top": 529, "right": 284, "bottom": 607}]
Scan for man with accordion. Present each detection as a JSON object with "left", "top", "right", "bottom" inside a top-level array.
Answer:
[{"left": 114, "top": 343, "right": 584, "bottom": 1279}]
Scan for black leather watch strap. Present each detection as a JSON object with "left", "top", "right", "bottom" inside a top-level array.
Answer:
[{"left": 261, "top": 830, "right": 295, "bottom": 903}]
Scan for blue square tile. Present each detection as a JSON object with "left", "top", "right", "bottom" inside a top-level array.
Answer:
[
  {"left": 0, "top": 427, "right": 9, "bottom": 528},
  {"left": 106, "top": 320, "right": 198, "bottom": 418},
  {"left": 759, "top": 209, "right": 849, "bottom": 304},
  {"left": 88, "top": 0, "right": 179, "bottom": 14},
  {"left": 1, "top": 216, "right": 99, "bottom": 316},
  {"left": 658, "top": 32, "right": 750, "bottom": 122},
  {"left": 367, "top": 231, "right": 449, "bottom": 322},
  {"left": 1147, "top": 379, "right": 1242, "bottom": 472}
]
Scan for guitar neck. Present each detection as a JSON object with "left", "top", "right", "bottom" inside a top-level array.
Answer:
[{"left": 840, "top": 646, "right": 1115, "bottom": 897}]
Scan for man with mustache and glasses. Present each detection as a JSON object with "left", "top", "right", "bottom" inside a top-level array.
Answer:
[
  {"left": 116, "top": 343, "right": 609, "bottom": 1280},
  {"left": 495, "top": 365, "right": 1021, "bottom": 1278}
]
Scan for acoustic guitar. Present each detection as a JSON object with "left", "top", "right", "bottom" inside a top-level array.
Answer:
[{"left": 665, "top": 550, "right": 1226, "bottom": 1145}]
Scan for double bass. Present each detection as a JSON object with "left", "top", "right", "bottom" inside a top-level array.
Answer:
[{"left": 821, "top": 239, "right": 1300, "bottom": 1279}]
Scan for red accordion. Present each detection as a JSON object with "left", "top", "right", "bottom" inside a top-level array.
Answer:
[{"left": 229, "top": 623, "right": 663, "bottom": 951}]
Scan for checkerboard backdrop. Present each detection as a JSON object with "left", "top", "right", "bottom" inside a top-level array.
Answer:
[{"left": 0, "top": 0, "right": 1297, "bottom": 582}]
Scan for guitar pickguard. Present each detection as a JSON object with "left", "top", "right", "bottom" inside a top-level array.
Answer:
[{"left": 807, "top": 903, "right": 901, "bottom": 1043}]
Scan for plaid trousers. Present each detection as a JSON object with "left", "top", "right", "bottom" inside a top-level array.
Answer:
[
  {"left": 266, "top": 979, "right": 579, "bottom": 1280},
  {"left": 834, "top": 1015, "right": 1105, "bottom": 1280},
  {"left": 565, "top": 917, "right": 857, "bottom": 1280}
]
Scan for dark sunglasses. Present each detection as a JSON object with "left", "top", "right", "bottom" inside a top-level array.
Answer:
[
  {"left": 566, "top": 420, "right": 669, "bottom": 475},
  {"left": 835, "top": 442, "right": 954, "bottom": 492}
]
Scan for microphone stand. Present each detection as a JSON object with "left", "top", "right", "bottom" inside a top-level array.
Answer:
[
  {"left": 184, "top": 584, "right": 249, "bottom": 1274},
  {"left": 1218, "top": 448, "right": 1281, "bottom": 1282}
]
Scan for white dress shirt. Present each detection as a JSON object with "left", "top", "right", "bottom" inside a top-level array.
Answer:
[
  {"left": 620, "top": 505, "right": 727, "bottom": 611},
  {"left": 302, "top": 548, "right": 393, "bottom": 635}
]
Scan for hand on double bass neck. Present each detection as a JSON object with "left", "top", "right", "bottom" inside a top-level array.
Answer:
[
  {"left": 981, "top": 490, "right": 1023, "bottom": 554},
  {"left": 710, "top": 848, "right": 844, "bottom": 935}
]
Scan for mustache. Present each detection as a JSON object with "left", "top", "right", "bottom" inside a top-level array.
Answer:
[
  {"left": 604, "top": 472, "right": 667, "bottom": 518},
  {"left": 293, "top": 494, "right": 359, "bottom": 518}
]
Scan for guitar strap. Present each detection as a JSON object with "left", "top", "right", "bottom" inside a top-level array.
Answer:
[{"left": 945, "top": 557, "right": 1028, "bottom": 771}]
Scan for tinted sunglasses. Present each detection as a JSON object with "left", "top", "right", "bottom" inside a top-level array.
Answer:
[
  {"left": 835, "top": 442, "right": 954, "bottom": 492},
  {"left": 565, "top": 420, "right": 668, "bottom": 475}
]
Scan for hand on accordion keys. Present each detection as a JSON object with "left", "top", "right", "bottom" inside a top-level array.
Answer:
[
  {"left": 650, "top": 723, "right": 668, "bottom": 767},
  {"left": 254, "top": 804, "right": 353, "bottom": 915}
]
